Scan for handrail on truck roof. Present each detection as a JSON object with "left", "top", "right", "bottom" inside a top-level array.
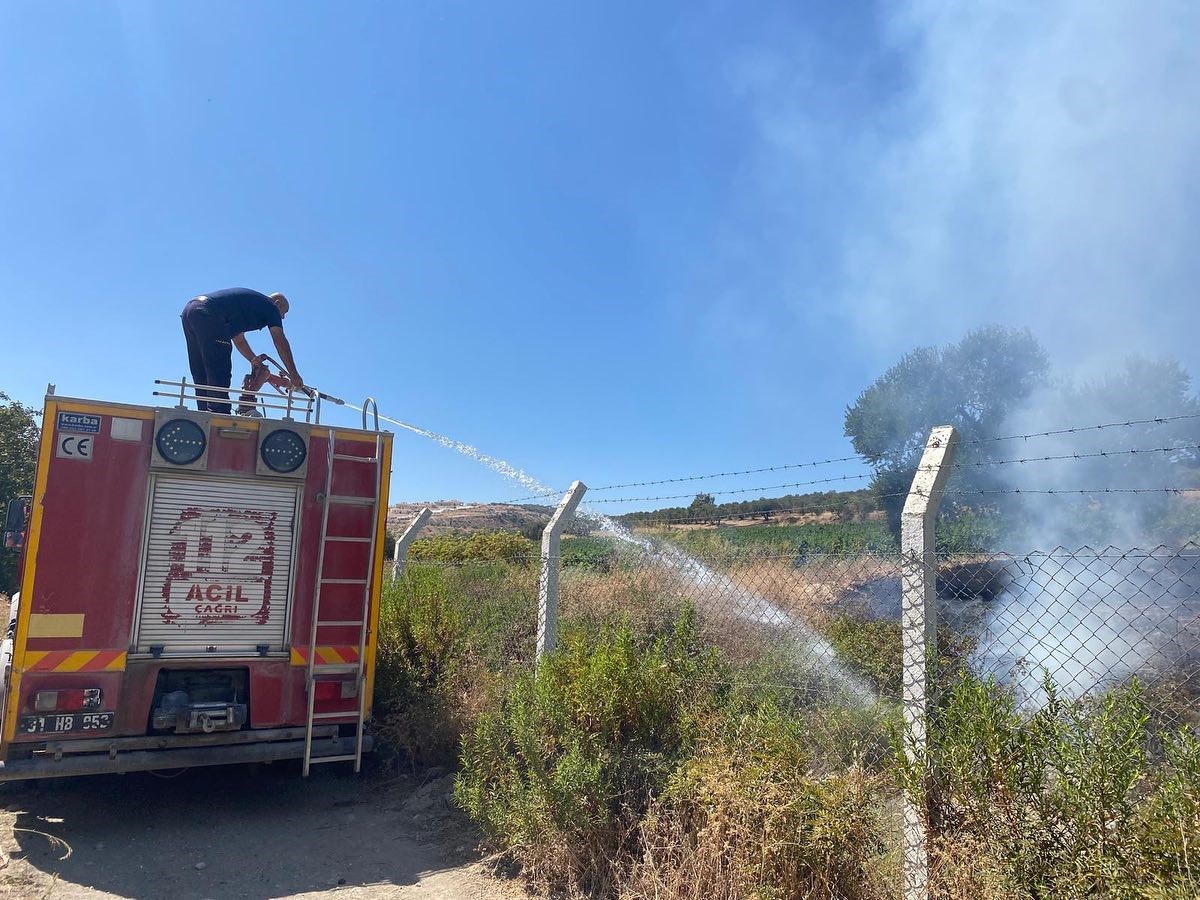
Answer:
[{"left": 152, "top": 378, "right": 378, "bottom": 429}]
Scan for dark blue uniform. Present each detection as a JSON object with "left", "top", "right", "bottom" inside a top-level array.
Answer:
[{"left": 181, "top": 289, "right": 283, "bottom": 413}]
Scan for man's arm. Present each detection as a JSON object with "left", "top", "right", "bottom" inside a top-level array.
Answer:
[
  {"left": 268, "top": 326, "right": 305, "bottom": 391},
  {"left": 231, "top": 334, "right": 261, "bottom": 367}
]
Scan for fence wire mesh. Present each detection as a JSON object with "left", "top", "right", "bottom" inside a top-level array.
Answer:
[
  {"left": 385, "top": 521, "right": 1200, "bottom": 897},
  {"left": 389, "top": 536, "right": 1200, "bottom": 760},
  {"left": 932, "top": 543, "right": 1200, "bottom": 727}
]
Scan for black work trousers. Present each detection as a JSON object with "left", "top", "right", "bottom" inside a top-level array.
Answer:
[{"left": 180, "top": 297, "right": 233, "bottom": 413}]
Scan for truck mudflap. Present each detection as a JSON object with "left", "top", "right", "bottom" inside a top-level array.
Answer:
[{"left": 0, "top": 728, "right": 372, "bottom": 782}]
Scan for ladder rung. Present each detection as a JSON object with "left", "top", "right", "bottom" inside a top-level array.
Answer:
[
  {"left": 317, "top": 620, "right": 365, "bottom": 627},
  {"left": 333, "top": 454, "right": 380, "bottom": 463},
  {"left": 311, "top": 711, "right": 361, "bottom": 720},
  {"left": 324, "top": 536, "right": 372, "bottom": 543},
  {"left": 309, "top": 754, "right": 360, "bottom": 764},
  {"left": 328, "top": 495, "right": 376, "bottom": 506},
  {"left": 311, "top": 663, "right": 361, "bottom": 673},
  {"left": 320, "top": 578, "right": 368, "bottom": 585}
]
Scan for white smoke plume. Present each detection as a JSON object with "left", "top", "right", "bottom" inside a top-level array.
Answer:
[{"left": 735, "top": 2, "right": 1200, "bottom": 375}]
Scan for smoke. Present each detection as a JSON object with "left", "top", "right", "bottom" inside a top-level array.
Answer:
[
  {"left": 987, "top": 357, "right": 1200, "bottom": 551},
  {"left": 733, "top": 2, "right": 1200, "bottom": 373},
  {"left": 965, "top": 359, "right": 1200, "bottom": 702},
  {"left": 729, "top": 2, "right": 1200, "bottom": 701},
  {"left": 843, "top": 1, "right": 1200, "bottom": 372}
]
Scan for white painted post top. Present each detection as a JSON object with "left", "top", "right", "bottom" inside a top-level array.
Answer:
[
  {"left": 545, "top": 481, "right": 588, "bottom": 538},
  {"left": 901, "top": 426, "right": 959, "bottom": 522}
]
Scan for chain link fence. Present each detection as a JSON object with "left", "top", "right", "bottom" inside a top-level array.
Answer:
[
  {"left": 388, "top": 484, "right": 1199, "bottom": 896},
  {"left": 934, "top": 543, "right": 1200, "bottom": 724}
]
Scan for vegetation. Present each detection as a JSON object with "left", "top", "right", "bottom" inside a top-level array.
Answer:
[
  {"left": 408, "top": 530, "right": 536, "bottom": 565},
  {"left": 456, "top": 613, "right": 719, "bottom": 895},
  {"left": 646, "top": 517, "right": 999, "bottom": 559},
  {"left": 372, "top": 538, "right": 1200, "bottom": 898},
  {"left": 909, "top": 675, "right": 1200, "bottom": 899},
  {"left": 0, "top": 391, "right": 39, "bottom": 595},
  {"left": 618, "top": 488, "right": 879, "bottom": 528},
  {"left": 652, "top": 521, "right": 897, "bottom": 558},
  {"left": 843, "top": 326, "right": 1051, "bottom": 539}
]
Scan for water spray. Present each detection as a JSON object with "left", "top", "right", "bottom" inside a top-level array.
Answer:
[{"left": 338, "top": 398, "right": 876, "bottom": 702}]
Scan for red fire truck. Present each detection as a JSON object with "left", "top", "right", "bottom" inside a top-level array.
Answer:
[{"left": 0, "top": 381, "right": 392, "bottom": 781}]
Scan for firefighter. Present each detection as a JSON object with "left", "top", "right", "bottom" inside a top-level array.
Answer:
[{"left": 180, "top": 289, "right": 306, "bottom": 413}]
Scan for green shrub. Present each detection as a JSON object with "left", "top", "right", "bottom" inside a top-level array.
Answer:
[
  {"left": 408, "top": 530, "right": 535, "bottom": 564},
  {"left": 373, "top": 568, "right": 472, "bottom": 767},
  {"left": 561, "top": 535, "right": 619, "bottom": 572},
  {"left": 656, "top": 522, "right": 897, "bottom": 561},
  {"left": 902, "top": 674, "right": 1200, "bottom": 898},
  {"left": 823, "top": 616, "right": 902, "bottom": 695},
  {"left": 935, "top": 512, "right": 1002, "bottom": 554},
  {"left": 455, "top": 611, "right": 722, "bottom": 895},
  {"left": 632, "top": 699, "right": 895, "bottom": 900}
]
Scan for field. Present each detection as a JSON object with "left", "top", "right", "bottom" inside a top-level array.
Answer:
[{"left": 370, "top": 525, "right": 1200, "bottom": 899}]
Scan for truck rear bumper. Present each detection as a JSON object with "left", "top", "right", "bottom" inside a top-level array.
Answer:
[{"left": 0, "top": 732, "right": 372, "bottom": 782}]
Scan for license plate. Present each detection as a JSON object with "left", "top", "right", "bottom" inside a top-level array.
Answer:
[{"left": 20, "top": 712, "right": 115, "bottom": 734}]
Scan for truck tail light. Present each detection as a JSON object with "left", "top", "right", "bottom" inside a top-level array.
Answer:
[
  {"left": 33, "top": 688, "right": 102, "bottom": 712},
  {"left": 313, "top": 680, "right": 357, "bottom": 701}
]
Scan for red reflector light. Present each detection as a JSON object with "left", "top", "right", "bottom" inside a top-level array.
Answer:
[
  {"left": 33, "top": 688, "right": 102, "bottom": 712},
  {"left": 313, "top": 680, "right": 357, "bottom": 701}
]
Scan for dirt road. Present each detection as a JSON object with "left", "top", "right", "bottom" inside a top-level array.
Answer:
[{"left": 0, "top": 763, "right": 512, "bottom": 899}]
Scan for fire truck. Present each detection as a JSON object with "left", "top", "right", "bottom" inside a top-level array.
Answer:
[{"left": 0, "top": 379, "right": 392, "bottom": 781}]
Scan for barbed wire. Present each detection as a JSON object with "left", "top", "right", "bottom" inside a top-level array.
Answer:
[
  {"left": 916, "top": 487, "right": 1196, "bottom": 497},
  {"left": 916, "top": 443, "right": 1200, "bottom": 472},
  {"left": 583, "top": 472, "right": 876, "bottom": 505},
  {"left": 959, "top": 411, "right": 1200, "bottom": 446},
  {"left": 504, "top": 412, "right": 1200, "bottom": 503},
  {"left": 569, "top": 446, "right": 1200, "bottom": 507},
  {"left": 504, "top": 453, "right": 870, "bottom": 502},
  {"left": 615, "top": 491, "right": 915, "bottom": 527}
]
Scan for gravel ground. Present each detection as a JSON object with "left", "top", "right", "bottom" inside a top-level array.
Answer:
[{"left": 0, "top": 762, "right": 519, "bottom": 899}]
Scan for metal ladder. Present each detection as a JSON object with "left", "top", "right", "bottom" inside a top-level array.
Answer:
[{"left": 302, "top": 429, "right": 383, "bottom": 775}]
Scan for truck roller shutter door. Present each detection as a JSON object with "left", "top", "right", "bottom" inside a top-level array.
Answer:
[{"left": 135, "top": 475, "right": 299, "bottom": 656}]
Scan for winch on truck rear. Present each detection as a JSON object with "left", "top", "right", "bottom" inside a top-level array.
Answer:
[{"left": 150, "top": 670, "right": 248, "bottom": 734}]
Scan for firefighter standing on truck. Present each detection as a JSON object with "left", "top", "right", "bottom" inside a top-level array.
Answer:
[{"left": 180, "top": 288, "right": 305, "bottom": 413}]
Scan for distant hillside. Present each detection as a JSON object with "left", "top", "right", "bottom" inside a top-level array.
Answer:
[
  {"left": 388, "top": 488, "right": 885, "bottom": 537},
  {"left": 617, "top": 488, "right": 880, "bottom": 528},
  {"left": 387, "top": 501, "right": 555, "bottom": 537}
]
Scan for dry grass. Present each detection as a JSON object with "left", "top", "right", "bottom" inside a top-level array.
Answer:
[{"left": 725, "top": 556, "right": 900, "bottom": 627}]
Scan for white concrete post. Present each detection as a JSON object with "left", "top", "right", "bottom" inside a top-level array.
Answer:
[
  {"left": 900, "top": 426, "right": 958, "bottom": 900},
  {"left": 537, "top": 481, "right": 587, "bottom": 660},
  {"left": 392, "top": 508, "right": 432, "bottom": 580}
]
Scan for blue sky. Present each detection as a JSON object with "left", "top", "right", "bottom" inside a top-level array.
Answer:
[{"left": 2, "top": 2, "right": 1198, "bottom": 511}]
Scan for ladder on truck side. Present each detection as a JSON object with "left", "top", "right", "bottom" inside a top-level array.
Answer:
[{"left": 302, "top": 430, "right": 383, "bottom": 776}]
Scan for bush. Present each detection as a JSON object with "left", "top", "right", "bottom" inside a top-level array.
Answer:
[
  {"left": 657, "top": 522, "right": 897, "bottom": 561},
  {"left": 373, "top": 568, "right": 473, "bottom": 767},
  {"left": 823, "top": 616, "right": 902, "bottom": 695},
  {"left": 935, "top": 512, "right": 1002, "bottom": 554},
  {"left": 632, "top": 699, "right": 895, "bottom": 900},
  {"left": 405, "top": 532, "right": 532, "bottom": 566},
  {"left": 903, "top": 674, "right": 1200, "bottom": 898},
  {"left": 561, "top": 535, "right": 619, "bottom": 572},
  {"left": 455, "top": 611, "right": 722, "bottom": 896},
  {"left": 408, "top": 530, "right": 535, "bottom": 564}
]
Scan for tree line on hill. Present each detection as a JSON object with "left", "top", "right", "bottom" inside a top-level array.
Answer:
[{"left": 617, "top": 488, "right": 879, "bottom": 527}]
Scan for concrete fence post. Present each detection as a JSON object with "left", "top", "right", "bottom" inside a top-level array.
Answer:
[
  {"left": 392, "top": 507, "right": 432, "bottom": 580},
  {"left": 901, "top": 425, "right": 958, "bottom": 900},
  {"left": 537, "top": 481, "right": 587, "bottom": 661}
]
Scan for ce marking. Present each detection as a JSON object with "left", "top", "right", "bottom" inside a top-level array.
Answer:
[{"left": 56, "top": 434, "right": 94, "bottom": 460}]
